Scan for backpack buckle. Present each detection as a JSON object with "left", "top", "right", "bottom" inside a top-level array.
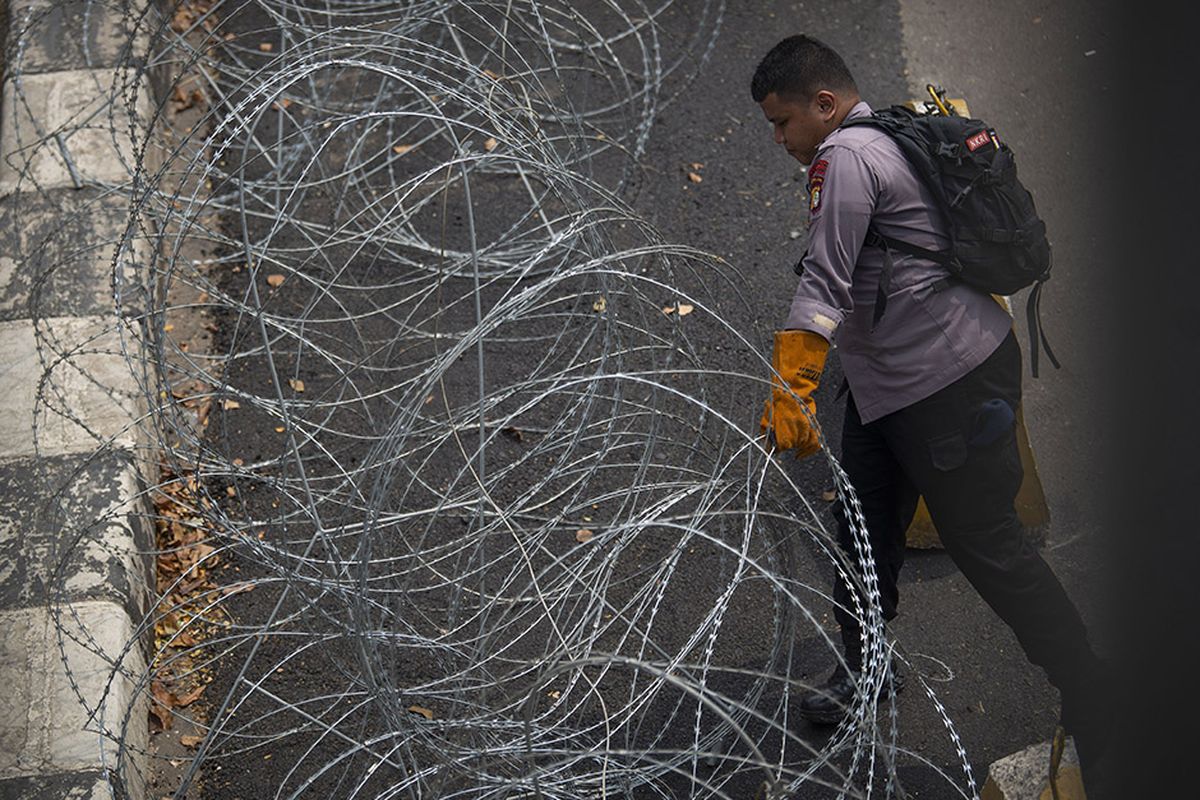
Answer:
[{"left": 936, "top": 142, "right": 961, "bottom": 159}]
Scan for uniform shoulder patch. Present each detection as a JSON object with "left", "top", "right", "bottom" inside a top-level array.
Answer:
[{"left": 808, "top": 158, "right": 829, "bottom": 213}]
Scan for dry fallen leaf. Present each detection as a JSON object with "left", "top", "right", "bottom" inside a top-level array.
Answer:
[
  {"left": 677, "top": 303, "right": 694, "bottom": 316},
  {"left": 687, "top": 172, "right": 702, "bottom": 183},
  {"left": 150, "top": 683, "right": 174, "bottom": 730},
  {"left": 392, "top": 144, "right": 416, "bottom": 155},
  {"left": 163, "top": 323, "right": 175, "bottom": 332},
  {"left": 821, "top": 488, "right": 837, "bottom": 502},
  {"left": 171, "top": 7, "right": 196, "bottom": 32},
  {"left": 266, "top": 274, "right": 285, "bottom": 287},
  {"left": 222, "top": 399, "right": 240, "bottom": 410},
  {"left": 483, "top": 137, "right": 498, "bottom": 152},
  {"left": 408, "top": 705, "right": 434, "bottom": 720},
  {"left": 175, "top": 684, "right": 205, "bottom": 707},
  {"left": 225, "top": 486, "right": 236, "bottom": 497},
  {"left": 662, "top": 305, "right": 675, "bottom": 315},
  {"left": 271, "top": 98, "right": 292, "bottom": 111},
  {"left": 180, "top": 734, "right": 204, "bottom": 748},
  {"left": 592, "top": 296, "right": 607, "bottom": 313},
  {"left": 223, "top": 32, "right": 237, "bottom": 41},
  {"left": 575, "top": 528, "right": 594, "bottom": 543},
  {"left": 288, "top": 379, "right": 305, "bottom": 392},
  {"left": 274, "top": 426, "right": 285, "bottom": 433},
  {"left": 232, "top": 457, "right": 244, "bottom": 466},
  {"left": 690, "top": 162, "right": 704, "bottom": 170},
  {"left": 482, "top": 68, "right": 500, "bottom": 80},
  {"left": 191, "top": 542, "right": 216, "bottom": 561},
  {"left": 258, "top": 42, "right": 273, "bottom": 52}
]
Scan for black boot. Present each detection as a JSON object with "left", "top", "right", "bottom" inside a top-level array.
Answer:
[
  {"left": 1061, "top": 659, "right": 1115, "bottom": 794},
  {"left": 799, "top": 662, "right": 906, "bottom": 725}
]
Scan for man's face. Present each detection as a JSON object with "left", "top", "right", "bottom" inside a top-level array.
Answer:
[{"left": 759, "top": 90, "right": 835, "bottom": 166}]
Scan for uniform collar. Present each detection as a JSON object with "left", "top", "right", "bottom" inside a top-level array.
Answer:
[
  {"left": 821, "top": 101, "right": 873, "bottom": 149},
  {"left": 843, "top": 100, "right": 873, "bottom": 123}
]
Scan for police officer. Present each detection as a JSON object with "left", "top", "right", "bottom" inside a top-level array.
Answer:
[{"left": 750, "top": 34, "right": 1111, "bottom": 775}]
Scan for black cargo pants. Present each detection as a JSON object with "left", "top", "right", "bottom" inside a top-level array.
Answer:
[{"left": 830, "top": 330, "right": 1097, "bottom": 694}]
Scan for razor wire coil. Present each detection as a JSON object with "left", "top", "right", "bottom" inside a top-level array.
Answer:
[{"left": 3, "top": 2, "right": 981, "bottom": 798}]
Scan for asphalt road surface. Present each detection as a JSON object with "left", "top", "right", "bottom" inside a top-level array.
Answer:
[
  {"left": 629, "top": 0, "right": 1119, "bottom": 790},
  {"left": 158, "top": 1, "right": 1149, "bottom": 798}
]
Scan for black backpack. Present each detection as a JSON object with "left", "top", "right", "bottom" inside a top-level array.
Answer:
[{"left": 841, "top": 105, "right": 1059, "bottom": 377}]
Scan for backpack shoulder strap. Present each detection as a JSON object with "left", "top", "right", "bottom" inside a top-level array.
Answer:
[
  {"left": 842, "top": 109, "right": 962, "bottom": 327},
  {"left": 843, "top": 107, "right": 958, "bottom": 219},
  {"left": 864, "top": 227, "right": 955, "bottom": 269}
]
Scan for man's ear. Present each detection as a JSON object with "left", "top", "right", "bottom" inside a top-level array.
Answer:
[{"left": 814, "top": 89, "right": 837, "bottom": 120}]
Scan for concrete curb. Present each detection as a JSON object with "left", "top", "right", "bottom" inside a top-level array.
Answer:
[
  {"left": 0, "top": 2, "right": 167, "bottom": 798},
  {"left": 982, "top": 736, "right": 1087, "bottom": 800}
]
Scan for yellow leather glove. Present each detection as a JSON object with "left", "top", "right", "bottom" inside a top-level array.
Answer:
[{"left": 760, "top": 330, "right": 830, "bottom": 458}]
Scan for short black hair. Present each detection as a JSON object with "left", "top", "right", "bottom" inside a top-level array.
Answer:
[{"left": 750, "top": 34, "right": 858, "bottom": 103}]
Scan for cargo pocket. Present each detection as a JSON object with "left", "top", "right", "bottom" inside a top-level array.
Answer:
[
  {"left": 928, "top": 431, "right": 968, "bottom": 472},
  {"left": 968, "top": 398, "right": 1016, "bottom": 447}
]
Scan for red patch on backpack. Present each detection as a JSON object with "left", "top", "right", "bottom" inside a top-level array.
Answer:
[{"left": 966, "top": 130, "right": 992, "bottom": 152}]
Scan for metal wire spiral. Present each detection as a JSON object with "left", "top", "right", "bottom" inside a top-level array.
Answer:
[{"left": 4, "top": 1, "right": 981, "bottom": 798}]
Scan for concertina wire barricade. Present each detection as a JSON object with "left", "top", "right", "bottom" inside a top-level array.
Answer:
[{"left": 4, "top": 1, "right": 980, "bottom": 798}]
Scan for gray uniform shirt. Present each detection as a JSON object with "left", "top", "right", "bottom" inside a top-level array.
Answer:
[{"left": 785, "top": 101, "right": 1014, "bottom": 423}]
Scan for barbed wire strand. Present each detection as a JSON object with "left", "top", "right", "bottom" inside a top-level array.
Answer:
[{"left": 4, "top": 2, "right": 982, "bottom": 798}]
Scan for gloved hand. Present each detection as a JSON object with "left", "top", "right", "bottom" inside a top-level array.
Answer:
[{"left": 760, "top": 329, "right": 830, "bottom": 458}]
